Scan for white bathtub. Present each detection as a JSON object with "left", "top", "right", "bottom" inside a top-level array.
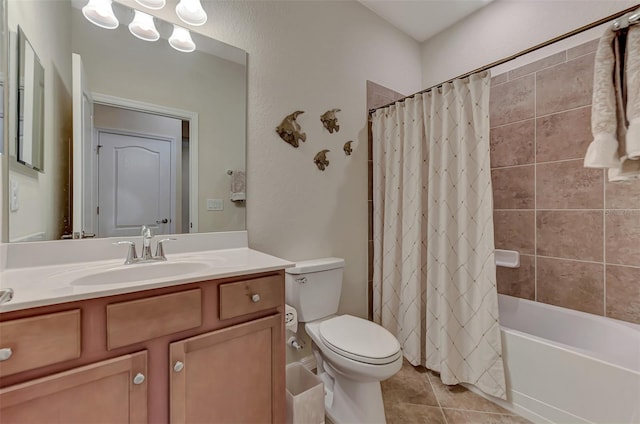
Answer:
[{"left": 496, "top": 294, "right": 640, "bottom": 424}]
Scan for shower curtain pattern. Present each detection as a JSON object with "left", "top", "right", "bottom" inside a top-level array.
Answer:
[{"left": 372, "top": 72, "right": 506, "bottom": 399}]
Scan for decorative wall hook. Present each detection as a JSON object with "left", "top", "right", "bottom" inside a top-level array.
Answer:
[
  {"left": 276, "top": 111, "right": 306, "bottom": 148},
  {"left": 314, "top": 149, "right": 330, "bottom": 171},
  {"left": 343, "top": 140, "right": 353, "bottom": 156},
  {"left": 320, "top": 109, "right": 341, "bottom": 133}
]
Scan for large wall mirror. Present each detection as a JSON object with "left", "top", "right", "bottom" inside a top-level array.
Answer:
[{"left": 5, "top": 0, "right": 247, "bottom": 242}]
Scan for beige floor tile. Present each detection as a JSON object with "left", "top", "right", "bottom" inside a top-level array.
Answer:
[
  {"left": 381, "top": 361, "right": 439, "bottom": 407},
  {"left": 426, "top": 371, "right": 510, "bottom": 414},
  {"left": 443, "top": 408, "right": 531, "bottom": 424},
  {"left": 385, "top": 403, "right": 446, "bottom": 424}
]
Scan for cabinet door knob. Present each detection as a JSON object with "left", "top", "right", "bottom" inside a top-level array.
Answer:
[
  {"left": 174, "top": 361, "right": 184, "bottom": 372},
  {"left": 133, "top": 373, "right": 145, "bottom": 385},
  {"left": 0, "top": 348, "right": 12, "bottom": 361},
  {"left": 251, "top": 294, "right": 261, "bottom": 303}
]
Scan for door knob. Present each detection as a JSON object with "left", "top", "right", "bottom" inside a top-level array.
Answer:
[
  {"left": 156, "top": 218, "right": 169, "bottom": 224},
  {"left": 174, "top": 361, "right": 184, "bottom": 372},
  {"left": 133, "top": 373, "right": 145, "bottom": 385}
]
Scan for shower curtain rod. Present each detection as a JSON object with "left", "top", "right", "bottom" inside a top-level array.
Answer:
[{"left": 369, "top": 4, "right": 640, "bottom": 115}]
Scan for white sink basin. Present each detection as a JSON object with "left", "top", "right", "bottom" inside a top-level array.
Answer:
[{"left": 70, "top": 261, "right": 211, "bottom": 286}]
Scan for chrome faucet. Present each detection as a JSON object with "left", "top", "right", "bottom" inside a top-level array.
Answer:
[
  {"left": 113, "top": 225, "right": 176, "bottom": 265},
  {"left": 141, "top": 225, "right": 153, "bottom": 261}
]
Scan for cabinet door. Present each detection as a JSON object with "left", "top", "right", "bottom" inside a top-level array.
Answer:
[
  {"left": 170, "top": 314, "right": 284, "bottom": 424},
  {"left": 0, "top": 351, "right": 147, "bottom": 424}
]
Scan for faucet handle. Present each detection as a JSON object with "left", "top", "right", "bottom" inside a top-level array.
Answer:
[
  {"left": 113, "top": 241, "right": 138, "bottom": 265},
  {"left": 155, "top": 238, "right": 177, "bottom": 260}
]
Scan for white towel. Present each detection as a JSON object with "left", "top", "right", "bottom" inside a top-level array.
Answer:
[
  {"left": 585, "top": 23, "right": 640, "bottom": 181},
  {"left": 230, "top": 170, "right": 246, "bottom": 202}
]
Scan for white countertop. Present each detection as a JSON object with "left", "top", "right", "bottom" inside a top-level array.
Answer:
[{"left": 0, "top": 247, "right": 293, "bottom": 313}]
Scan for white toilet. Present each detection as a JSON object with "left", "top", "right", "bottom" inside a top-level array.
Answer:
[{"left": 285, "top": 258, "right": 402, "bottom": 424}]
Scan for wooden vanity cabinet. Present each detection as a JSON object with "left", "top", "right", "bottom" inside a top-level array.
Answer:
[
  {"left": 0, "top": 270, "right": 286, "bottom": 424},
  {"left": 0, "top": 351, "right": 148, "bottom": 424},
  {"left": 170, "top": 314, "right": 284, "bottom": 423}
]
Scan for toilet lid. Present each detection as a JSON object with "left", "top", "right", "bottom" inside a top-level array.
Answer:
[{"left": 319, "top": 315, "right": 401, "bottom": 365}]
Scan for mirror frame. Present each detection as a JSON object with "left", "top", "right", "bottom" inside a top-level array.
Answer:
[{"left": 16, "top": 25, "right": 45, "bottom": 172}]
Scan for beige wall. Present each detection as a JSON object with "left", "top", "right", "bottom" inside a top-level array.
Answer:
[
  {"left": 420, "top": 0, "right": 638, "bottom": 88},
  {"left": 72, "top": 9, "right": 246, "bottom": 233},
  {"left": 116, "top": 0, "right": 423, "bottom": 326},
  {"left": 7, "top": 0, "right": 71, "bottom": 241}
]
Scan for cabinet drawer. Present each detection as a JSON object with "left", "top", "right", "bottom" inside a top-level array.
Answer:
[
  {"left": 0, "top": 310, "right": 81, "bottom": 377},
  {"left": 107, "top": 289, "right": 201, "bottom": 350},
  {"left": 219, "top": 275, "right": 283, "bottom": 320}
]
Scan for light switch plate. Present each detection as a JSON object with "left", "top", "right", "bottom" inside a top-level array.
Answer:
[{"left": 206, "top": 198, "right": 223, "bottom": 211}]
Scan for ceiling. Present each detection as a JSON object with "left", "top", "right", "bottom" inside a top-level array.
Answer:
[{"left": 358, "top": 0, "right": 494, "bottom": 42}]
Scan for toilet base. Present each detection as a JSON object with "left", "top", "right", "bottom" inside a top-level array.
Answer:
[{"left": 319, "top": 361, "right": 387, "bottom": 424}]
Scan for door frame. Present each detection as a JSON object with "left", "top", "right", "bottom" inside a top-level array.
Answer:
[{"left": 91, "top": 93, "right": 199, "bottom": 233}]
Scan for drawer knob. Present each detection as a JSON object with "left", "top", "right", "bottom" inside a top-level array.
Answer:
[
  {"left": 174, "top": 361, "right": 184, "bottom": 372},
  {"left": 295, "top": 277, "right": 307, "bottom": 284},
  {"left": 251, "top": 294, "right": 261, "bottom": 303},
  {"left": 0, "top": 348, "right": 12, "bottom": 361},
  {"left": 133, "top": 373, "right": 145, "bottom": 385}
]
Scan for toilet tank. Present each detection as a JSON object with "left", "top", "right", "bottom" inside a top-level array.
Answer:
[{"left": 285, "top": 258, "right": 345, "bottom": 322}]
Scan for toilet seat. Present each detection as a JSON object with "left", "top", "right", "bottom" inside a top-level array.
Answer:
[{"left": 318, "top": 315, "right": 401, "bottom": 365}]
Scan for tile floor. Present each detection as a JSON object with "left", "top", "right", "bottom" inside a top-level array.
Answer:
[{"left": 381, "top": 361, "right": 531, "bottom": 424}]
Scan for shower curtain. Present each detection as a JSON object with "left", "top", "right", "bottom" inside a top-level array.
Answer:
[{"left": 372, "top": 72, "right": 506, "bottom": 399}]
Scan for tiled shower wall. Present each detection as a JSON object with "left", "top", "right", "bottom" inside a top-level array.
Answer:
[{"left": 490, "top": 39, "right": 640, "bottom": 324}]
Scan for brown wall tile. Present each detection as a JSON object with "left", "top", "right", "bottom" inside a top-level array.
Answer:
[
  {"left": 368, "top": 160, "right": 373, "bottom": 200},
  {"left": 492, "top": 166, "right": 534, "bottom": 209},
  {"left": 606, "top": 180, "right": 640, "bottom": 209},
  {"left": 368, "top": 120, "right": 373, "bottom": 161},
  {"left": 489, "top": 75, "right": 534, "bottom": 127},
  {"left": 367, "top": 80, "right": 405, "bottom": 111},
  {"left": 537, "top": 160, "right": 603, "bottom": 209},
  {"left": 537, "top": 257, "right": 604, "bottom": 315},
  {"left": 494, "top": 210, "right": 535, "bottom": 254},
  {"left": 490, "top": 120, "right": 534, "bottom": 168},
  {"left": 496, "top": 254, "right": 535, "bottom": 300},
  {"left": 536, "top": 106, "right": 592, "bottom": 162},
  {"left": 606, "top": 265, "right": 640, "bottom": 324},
  {"left": 491, "top": 73, "right": 507, "bottom": 86},
  {"left": 537, "top": 211, "right": 603, "bottom": 261},
  {"left": 536, "top": 53, "right": 595, "bottom": 116},
  {"left": 606, "top": 211, "right": 640, "bottom": 266},
  {"left": 566, "top": 38, "right": 599, "bottom": 60},
  {"left": 508, "top": 51, "right": 566, "bottom": 80}
]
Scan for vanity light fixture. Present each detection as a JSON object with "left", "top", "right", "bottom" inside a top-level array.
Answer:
[
  {"left": 129, "top": 10, "right": 160, "bottom": 41},
  {"left": 134, "top": 0, "right": 166, "bottom": 10},
  {"left": 169, "top": 25, "right": 196, "bottom": 52},
  {"left": 175, "top": 0, "right": 207, "bottom": 26},
  {"left": 82, "top": 0, "right": 119, "bottom": 29}
]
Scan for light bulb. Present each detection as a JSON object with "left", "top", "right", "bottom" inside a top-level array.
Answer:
[
  {"left": 129, "top": 10, "right": 160, "bottom": 41},
  {"left": 134, "top": 0, "right": 166, "bottom": 10},
  {"left": 169, "top": 25, "right": 196, "bottom": 52},
  {"left": 175, "top": 0, "right": 207, "bottom": 26},
  {"left": 82, "top": 0, "right": 119, "bottom": 29}
]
